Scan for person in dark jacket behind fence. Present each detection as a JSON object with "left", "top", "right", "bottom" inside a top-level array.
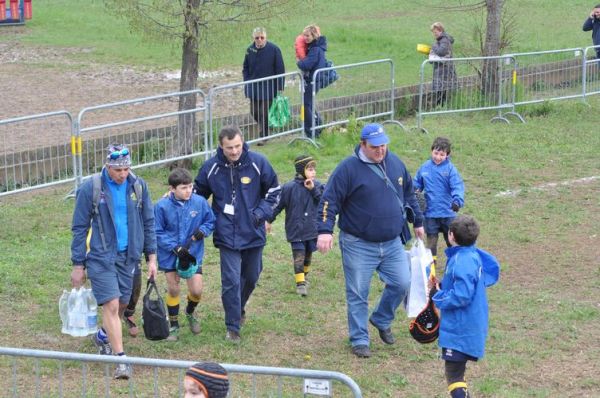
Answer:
[
  {"left": 266, "top": 154, "right": 324, "bottom": 297},
  {"left": 583, "top": 4, "right": 600, "bottom": 58},
  {"left": 297, "top": 24, "right": 328, "bottom": 139},
  {"left": 194, "top": 125, "right": 281, "bottom": 343},
  {"left": 70, "top": 144, "right": 157, "bottom": 380},
  {"left": 242, "top": 27, "right": 285, "bottom": 142},
  {"left": 317, "top": 123, "right": 425, "bottom": 358},
  {"left": 429, "top": 22, "right": 457, "bottom": 107}
]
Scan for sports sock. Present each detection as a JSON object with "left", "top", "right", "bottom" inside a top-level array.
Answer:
[
  {"left": 186, "top": 293, "right": 200, "bottom": 315},
  {"left": 166, "top": 293, "right": 180, "bottom": 328}
]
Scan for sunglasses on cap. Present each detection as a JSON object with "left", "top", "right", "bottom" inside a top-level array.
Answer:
[{"left": 108, "top": 148, "right": 129, "bottom": 160}]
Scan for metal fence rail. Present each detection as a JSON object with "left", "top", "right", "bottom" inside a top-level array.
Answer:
[
  {"left": 583, "top": 45, "right": 600, "bottom": 100},
  {"left": 507, "top": 48, "right": 586, "bottom": 106},
  {"left": 0, "top": 111, "right": 75, "bottom": 197},
  {"left": 76, "top": 89, "right": 209, "bottom": 185},
  {"left": 0, "top": 346, "right": 363, "bottom": 398},
  {"left": 207, "top": 71, "right": 305, "bottom": 150},
  {"left": 309, "top": 59, "right": 404, "bottom": 142},
  {"left": 416, "top": 55, "right": 521, "bottom": 133}
]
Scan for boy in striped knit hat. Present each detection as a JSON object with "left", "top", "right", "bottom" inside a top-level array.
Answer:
[
  {"left": 267, "top": 155, "right": 323, "bottom": 296},
  {"left": 184, "top": 362, "right": 229, "bottom": 398}
]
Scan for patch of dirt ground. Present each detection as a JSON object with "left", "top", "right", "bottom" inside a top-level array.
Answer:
[{"left": 0, "top": 38, "right": 242, "bottom": 148}]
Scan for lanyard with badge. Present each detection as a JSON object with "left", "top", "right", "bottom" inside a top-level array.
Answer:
[{"left": 224, "top": 163, "right": 236, "bottom": 216}]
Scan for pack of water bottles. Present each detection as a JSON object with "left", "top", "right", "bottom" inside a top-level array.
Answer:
[{"left": 58, "top": 287, "right": 98, "bottom": 337}]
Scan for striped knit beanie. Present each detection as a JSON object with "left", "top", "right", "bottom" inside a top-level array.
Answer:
[
  {"left": 294, "top": 155, "right": 316, "bottom": 179},
  {"left": 185, "top": 362, "right": 229, "bottom": 398}
]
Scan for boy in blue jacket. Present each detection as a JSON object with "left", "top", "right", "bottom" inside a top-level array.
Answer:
[
  {"left": 266, "top": 155, "right": 324, "bottom": 297},
  {"left": 430, "top": 214, "right": 500, "bottom": 398},
  {"left": 154, "top": 168, "right": 216, "bottom": 341},
  {"left": 414, "top": 136, "right": 465, "bottom": 269}
]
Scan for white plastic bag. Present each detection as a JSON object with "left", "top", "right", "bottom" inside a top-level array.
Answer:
[{"left": 405, "top": 239, "right": 434, "bottom": 317}]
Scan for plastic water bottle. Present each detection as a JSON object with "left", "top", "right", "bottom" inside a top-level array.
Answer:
[
  {"left": 67, "top": 288, "right": 88, "bottom": 336},
  {"left": 59, "top": 290, "right": 70, "bottom": 334},
  {"left": 86, "top": 289, "right": 98, "bottom": 335}
]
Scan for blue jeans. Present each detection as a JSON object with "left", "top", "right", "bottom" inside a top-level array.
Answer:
[
  {"left": 339, "top": 231, "right": 410, "bottom": 347},
  {"left": 219, "top": 246, "right": 263, "bottom": 333}
]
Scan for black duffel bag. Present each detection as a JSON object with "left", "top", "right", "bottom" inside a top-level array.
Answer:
[{"left": 142, "top": 277, "right": 170, "bottom": 341}]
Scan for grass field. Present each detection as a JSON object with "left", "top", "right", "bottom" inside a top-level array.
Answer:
[
  {"left": 1, "top": 98, "right": 600, "bottom": 397},
  {"left": 5, "top": 0, "right": 598, "bottom": 85},
  {"left": 1, "top": 1, "right": 600, "bottom": 397}
]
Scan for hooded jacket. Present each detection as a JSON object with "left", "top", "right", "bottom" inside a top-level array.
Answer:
[
  {"left": 269, "top": 176, "right": 324, "bottom": 243},
  {"left": 71, "top": 169, "right": 156, "bottom": 267},
  {"left": 433, "top": 245, "right": 500, "bottom": 359},
  {"left": 583, "top": 8, "right": 600, "bottom": 58},
  {"left": 318, "top": 145, "right": 423, "bottom": 243},
  {"left": 154, "top": 192, "right": 215, "bottom": 270},
  {"left": 431, "top": 32, "right": 457, "bottom": 91},
  {"left": 414, "top": 157, "right": 465, "bottom": 218},
  {"left": 297, "top": 36, "right": 328, "bottom": 82},
  {"left": 194, "top": 143, "right": 281, "bottom": 250}
]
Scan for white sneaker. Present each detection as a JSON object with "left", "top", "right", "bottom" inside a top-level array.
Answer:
[{"left": 114, "top": 363, "right": 133, "bottom": 380}]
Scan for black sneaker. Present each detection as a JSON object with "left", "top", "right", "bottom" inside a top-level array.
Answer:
[
  {"left": 369, "top": 318, "right": 395, "bottom": 345},
  {"left": 351, "top": 345, "right": 371, "bottom": 358}
]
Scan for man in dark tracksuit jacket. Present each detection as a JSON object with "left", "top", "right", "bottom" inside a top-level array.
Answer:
[
  {"left": 317, "top": 124, "right": 425, "bottom": 358},
  {"left": 583, "top": 4, "right": 600, "bottom": 58},
  {"left": 194, "top": 125, "right": 281, "bottom": 342},
  {"left": 243, "top": 27, "right": 285, "bottom": 140}
]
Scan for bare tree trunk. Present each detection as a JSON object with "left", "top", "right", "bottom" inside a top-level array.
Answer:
[
  {"left": 172, "top": 0, "right": 201, "bottom": 170},
  {"left": 481, "top": 0, "right": 503, "bottom": 99}
]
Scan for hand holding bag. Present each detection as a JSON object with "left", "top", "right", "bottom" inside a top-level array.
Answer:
[
  {"left": 142, "top": 276, "right": 170, "bottom": 341},
  {"left": 404, "top": 238, "right": 435, "bottom": 317}
]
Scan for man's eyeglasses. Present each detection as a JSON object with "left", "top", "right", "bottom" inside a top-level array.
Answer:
[
  {"left": 108, "top": 148, "right": 129, "bottom": 160},
  {"left": 254, "top": 36, "right": 265, "bottom": 40}
]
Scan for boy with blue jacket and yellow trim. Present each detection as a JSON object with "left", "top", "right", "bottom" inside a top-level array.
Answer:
[
  {"left": 414, "top": 136, "right": 465, "bottom": 269},
  {"left": 429, "top": 214, "right": 500, "bottom": 398},
  {"left": 154, "top": 168, "right": 215, "bottom": 341}
]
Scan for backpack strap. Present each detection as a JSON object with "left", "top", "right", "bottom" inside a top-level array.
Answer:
[
  {"left": 129, "top": 171, "right": 143, "bottom": 210},
  {"left": 91, "top": 173, "right": 108, "bottom": 251}
]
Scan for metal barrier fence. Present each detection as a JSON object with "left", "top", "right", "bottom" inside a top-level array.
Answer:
[
  {"left": 0, "top": 111, "right": 75, "bottom": 197},
  {"left": 583, "top": 45, "right": 600, "bottom": 100},
  {"left": 207, "top": 71, "right": 304, "bottom": 150},
  {"left": 0, "top": 347, "right": 363, "bottom": 397},
  {"left": 309, "top": 59, "right": 404, "bottom": 142},
  {"left": 507, "top": 48, "right": 586, "bottom": 106},
  {"left": 76, "top": 89, "right": 209, "bottom": 185},
  {"left": 416, "top": 55, "right": 522, "bottom": 133}
]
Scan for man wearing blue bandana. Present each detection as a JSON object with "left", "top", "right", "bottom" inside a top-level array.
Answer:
[{"left": 71, "top": 144, "right": 157, "bottom": 380}]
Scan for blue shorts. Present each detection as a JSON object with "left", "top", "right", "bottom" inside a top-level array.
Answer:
[
  {"left": 290, "top": 239, "right": 317, "bottom": 253},
  {"left": 424, "top": 217, "right": 454, "bottom": 235},
  {"left": 441, "top": 348, "right": 478, "bottom": 362},
  {"left": 86, "top": 251, "right": 135, "bottom": 305}
]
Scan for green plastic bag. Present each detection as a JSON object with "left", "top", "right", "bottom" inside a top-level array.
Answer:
[{"left": 268, "top": 94, "right": 291, "bottom": 128}]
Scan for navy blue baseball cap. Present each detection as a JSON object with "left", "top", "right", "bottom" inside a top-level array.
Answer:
[{"left": 360, "top": 123, "right": 389, "bottom": 146}]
